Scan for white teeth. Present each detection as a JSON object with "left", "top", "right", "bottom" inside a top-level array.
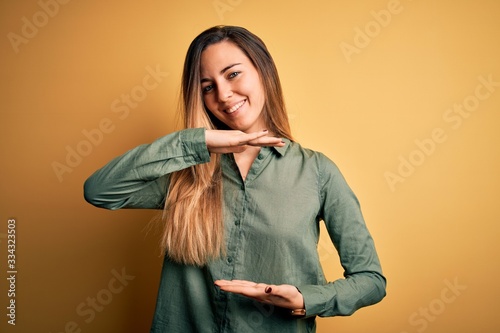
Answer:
[{"left": 226, "top": 100, "right": 245, "bottom": 113}]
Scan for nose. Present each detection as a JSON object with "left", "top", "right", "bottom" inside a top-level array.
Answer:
[{"left": 217, "top": 82, "right": 233, "bottom": 102}]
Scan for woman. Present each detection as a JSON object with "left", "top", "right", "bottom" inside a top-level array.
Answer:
[{"left": 84, "top": 25, "right": 386, "bottom": 333}]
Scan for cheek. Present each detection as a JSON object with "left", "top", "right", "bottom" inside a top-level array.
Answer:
[
  {"left": 252, "top": 85, "right": 266, "bottom": 108},
  {"left": 242, "top": 77, "right": 265, "bottom": 104},
  {"left": 202, "top": 99, "right": 223, "bottom": 121},
  {"left": 202, "top": 95, "right": 217, "bottom": 112}
]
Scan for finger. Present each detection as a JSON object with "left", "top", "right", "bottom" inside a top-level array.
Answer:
[
  {"left": 208, "top": 145, "right": 249, "bottom": 154},
  {"left": 227, "top": 280, "right": 258, "bottom": 286},
  {"left": 214, "top": 280, "right": 254, "bottom": 290},
  {"left": 214, "top": 279, "right": 252, "bottom": 285},
  {"left": 224, "top": 281, "right": 272, "bottom": 294},
  {"left": 244, "top": 129, "right": 270, "bottom": 141},
  {"left": 215, "top": 280, "right": 274, "bottom": 292},
  {"left": 232, "top": 132, "right": 269, "bottom": 147},
  {"left": 247, "top": 137, "right": 285, "bottom": 147},
  {"left": 215, "top": 282, "right": 261, "bottom": 294},
  {"left": 216, "top": 284, "right": 251, "bottom": 294},
  {"left": 215, "top": 280, "right": 261, "bottom": 289},
  {"left": 216, "top": 283, "right": 276, "bottom": 300}
]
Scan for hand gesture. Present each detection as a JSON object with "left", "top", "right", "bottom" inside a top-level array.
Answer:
[
  {"left": 214, "top": 279, "right": 305, "bottom": 311},
  {"left": 205, "top": 129, "right": 285, "bottom": 154}
]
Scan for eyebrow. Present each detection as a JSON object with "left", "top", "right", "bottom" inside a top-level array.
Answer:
[{"left": 201, "top": 63, "right": 242, "bottom": 83}]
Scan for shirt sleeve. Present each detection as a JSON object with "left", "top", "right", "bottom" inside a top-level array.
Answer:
[
  {"left": 297, "top": 153, "right": 386, "bottom": 318},
  {"left": 83, "top": 128, "right": 211, "bottom": 210}
]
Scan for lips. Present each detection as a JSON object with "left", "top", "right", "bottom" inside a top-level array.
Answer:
[{"left": 225, "top": 100, "right": 246, "bottom": 114}]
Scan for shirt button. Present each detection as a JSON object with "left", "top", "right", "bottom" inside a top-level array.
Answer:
[
  {"left": 234, "top": 220, "right": 240, "bottom": 226},
  {"left": 257, "top": 154, "right": 264, "bottom": 160},
  {"left": 227, "top": 257, "right": 233, "bottom": 263}
]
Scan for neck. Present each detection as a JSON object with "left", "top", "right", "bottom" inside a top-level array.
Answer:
[{"left": 233, "top": 146, "right": 261, "bottom": 181}]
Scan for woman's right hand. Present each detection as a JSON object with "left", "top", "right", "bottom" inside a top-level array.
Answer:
[{"left": 205, "top": 129, "right": 285, "bottom": 154}]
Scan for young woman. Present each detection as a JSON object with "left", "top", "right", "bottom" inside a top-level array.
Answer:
[{"left": 84, "top": 25, "right": 386, "bottom": 333}]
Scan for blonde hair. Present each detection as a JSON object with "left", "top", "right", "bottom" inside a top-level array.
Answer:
[{"left": 161, "top": 26, "right": 293, "bottom": 266}]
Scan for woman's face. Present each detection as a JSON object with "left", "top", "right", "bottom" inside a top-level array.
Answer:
[{"left": 200, "top": 41, "right": 266, "bottom": 133}]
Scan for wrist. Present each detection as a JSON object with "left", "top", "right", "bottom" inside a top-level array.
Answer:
[
  {"left": 290, "top": 308, "right": 306, "bottom": 317},
  {"left": 290, "top": 286, "right": 306, "bottom": 316}
]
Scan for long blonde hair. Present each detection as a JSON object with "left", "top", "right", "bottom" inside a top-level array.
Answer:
[{"left": 161, "top": 26, "right": 293, "bottom": 266}]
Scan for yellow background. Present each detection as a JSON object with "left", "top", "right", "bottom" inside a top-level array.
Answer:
[{"left": 1, "top": 0, "right": 499, "bottom": 332}]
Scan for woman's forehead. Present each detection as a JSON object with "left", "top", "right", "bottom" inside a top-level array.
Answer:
[{"left": 200, "top": 41, "right": 250, "bottom": 73}]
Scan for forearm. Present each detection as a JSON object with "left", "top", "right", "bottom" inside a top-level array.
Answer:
[
  {"left": 308, "top": 153, "right": 386, "bottom": 317},
  {"left": 83, "top": 128, "right": 210, "bottom": 209},
  {"left": 298, "top": 271, "right": 386, "bottom": 318}
]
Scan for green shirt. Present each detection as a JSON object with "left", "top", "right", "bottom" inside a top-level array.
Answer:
[{"left": 84, "top": 128, "right": 386, "bottom": 333}]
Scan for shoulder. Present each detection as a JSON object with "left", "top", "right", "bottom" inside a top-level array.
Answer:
[
  {"left": 287, "top": 142, "right": 349, "bottom": 190},
  {"left": 286, "top": 141, "right": 339, "bottom": 170}
]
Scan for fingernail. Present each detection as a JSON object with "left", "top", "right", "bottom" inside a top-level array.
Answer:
[{"left": 265, "top": 286, "right": 272, "bottom": 293}]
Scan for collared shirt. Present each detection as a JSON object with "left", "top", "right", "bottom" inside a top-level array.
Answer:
[{"left": 84, "top": 128, "right": 386, "bottom": 333}]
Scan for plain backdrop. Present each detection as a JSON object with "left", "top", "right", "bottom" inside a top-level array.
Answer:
[{"left": 1, "top": 0, "right": 499, "bottom": 332}]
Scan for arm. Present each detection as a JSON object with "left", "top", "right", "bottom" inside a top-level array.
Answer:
[
  {"left": 298, "top": 154, "right": 386, "bottom": 317},
  {"left": 83, "top": 128, "right": 210, "bottom": 210},
  {"left": 83, "top": 128, "right": 284, "bottom": 210}
]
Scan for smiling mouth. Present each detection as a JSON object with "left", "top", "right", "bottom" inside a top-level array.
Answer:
[{"left": 225, "top": 100, "right": 246, "bottom": 114}]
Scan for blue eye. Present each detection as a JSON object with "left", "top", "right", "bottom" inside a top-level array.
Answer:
[{"left": 202, "top": 85, "right": 213, "bottom": 93}]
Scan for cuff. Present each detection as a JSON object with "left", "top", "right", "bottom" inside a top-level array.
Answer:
[
  {"left": 180, "top": 128, "right": 211, "bottom": 164},
  {"left": 296, "top": 284, "right": 335, "bottom": 318}
]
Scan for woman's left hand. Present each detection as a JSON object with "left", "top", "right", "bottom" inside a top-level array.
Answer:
[{"left": 214, "top": 279, "right": 305, "bottom": 310}]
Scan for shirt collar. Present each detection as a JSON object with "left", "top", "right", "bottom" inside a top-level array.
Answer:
[{"left": 271, "top": 138, "right": 291, "bottom": 157}]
